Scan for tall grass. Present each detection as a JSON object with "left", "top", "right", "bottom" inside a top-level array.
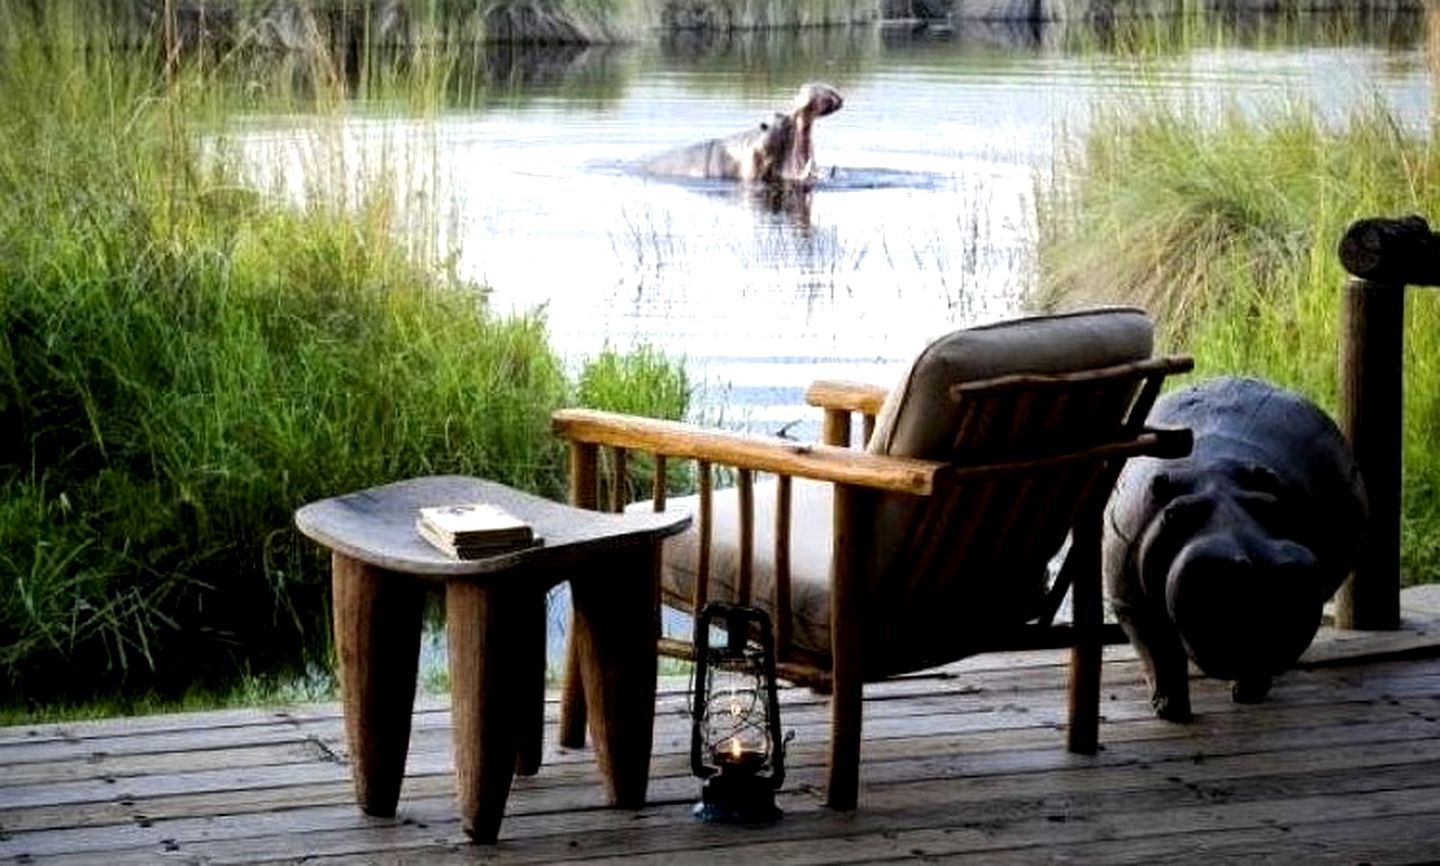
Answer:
[
  {"left": 1035, "top": 90, "right": 1440, "bottom": 585},
  {"left": 0, "top": 4, "right": 687, "bottom": 706}
]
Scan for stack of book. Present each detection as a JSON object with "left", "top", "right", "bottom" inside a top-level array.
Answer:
[{"left": 415, "top": 503, "right": 537, "bottom": 559}]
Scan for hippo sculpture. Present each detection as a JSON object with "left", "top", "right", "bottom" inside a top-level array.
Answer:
[
  {"left": 641, "top": 82, "right": 843, "bottom": 184},
  {"left": 1102, "top": 376, "right": 1367, "bottom": 722}
]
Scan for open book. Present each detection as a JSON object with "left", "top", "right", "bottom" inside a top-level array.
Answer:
[{"left": 416, "top": 503, "right": 538, "bottom": 559}]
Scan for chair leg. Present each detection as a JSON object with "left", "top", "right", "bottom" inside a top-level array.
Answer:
[
  {"left": 826, "top": 655, "right": 863, "bottom": 810},
  {"left": 826, "top": 484, "right": 869, "bottom": 810},
  {"left": 1066, "top": 510, "right": 1103, "bottom": 754}
]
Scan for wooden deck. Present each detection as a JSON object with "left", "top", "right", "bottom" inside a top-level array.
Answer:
[{"left": 4, "top": 590, "right": 1440, "bottom": 865}]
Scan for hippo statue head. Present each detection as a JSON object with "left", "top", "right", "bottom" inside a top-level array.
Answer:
[{"left": 1134, "top": 462, "right": 1334, "bottom": 689}]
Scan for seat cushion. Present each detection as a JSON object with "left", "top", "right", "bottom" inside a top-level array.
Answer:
[{"left": 637, "top": 477, "right": 836, "bottom": 659}]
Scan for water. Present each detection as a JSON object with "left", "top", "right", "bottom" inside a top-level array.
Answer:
[
  {"left": 240, "top": 20, "right": 1432, "bottom": 441},
  {"left": 237, "top": 16, "right": 1433, "bottom": 676}
]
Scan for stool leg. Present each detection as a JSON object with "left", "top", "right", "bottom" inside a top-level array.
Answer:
[
  {"left": 516, "top": 589, "right": 546, "bottom": 777},
  {"left": 331, "top": 554, "right": 425, "bottom": 818},
  {"left": 568, "top": 542, "right": 660, "bottom": 808},
  {"left": 558, "top": 621, "right": 588, "bottom": 749},
  {"left": 447, "top": 580, "right": 536, "bottom": 843}
]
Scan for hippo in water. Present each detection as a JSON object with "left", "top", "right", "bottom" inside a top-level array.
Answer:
[
  {"left": 1102, "top": 377, "right": 1367, "bottom": 722},
  {"left": 641, "top": 82, "right": 843, "bottom": 184}
]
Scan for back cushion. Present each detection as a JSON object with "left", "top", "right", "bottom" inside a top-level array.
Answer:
[
  {"left": 857, "top": 307, "right": 1156, "bottom": 671},
  {"left": 869, "top": 307, "right": 1155, "bottom": 459}
]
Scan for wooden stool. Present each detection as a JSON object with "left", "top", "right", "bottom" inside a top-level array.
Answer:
[{"left": 295, "top": 475, "right": 689, "bottom": 843}]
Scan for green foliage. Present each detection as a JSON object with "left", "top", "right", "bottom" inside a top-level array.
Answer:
[
  {"left": 578, "top": 343, "right": 690, "bottom": 418},
  {"left": 0, "top": 4, "right": 686, "bottom": 707},
  {"left": 1035, "top": 93, "right": 1440, "bottom": 585},
  {"left": 576, "top": 343, "right": 693, "bottom": 501}
]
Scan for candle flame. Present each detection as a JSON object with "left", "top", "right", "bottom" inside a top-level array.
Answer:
[{"left": 730, "top": 737, "right": 741, "bottom": 759}]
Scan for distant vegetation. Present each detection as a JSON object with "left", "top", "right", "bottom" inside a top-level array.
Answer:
[
  {"left": 1035, "top": 87, "right": 1440, "bottom": 585},
  {"left": 0, "top": 3, "right": 687, "bottom": 709}
]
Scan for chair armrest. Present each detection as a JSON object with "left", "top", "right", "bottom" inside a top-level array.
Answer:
[
  {"left": 805, "top": 380, "right": 889, "bottom": 416},
  {"left": 551, "top": 408, "right": 941, "bottom": 496}
]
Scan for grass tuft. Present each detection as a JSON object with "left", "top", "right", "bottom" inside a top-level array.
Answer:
[{"left": 1036, "top": 89, "right": 1440, "bottom": 585}]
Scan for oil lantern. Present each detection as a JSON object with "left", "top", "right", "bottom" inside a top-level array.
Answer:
[{"left": 690, "top": 601, "right": 787, "bottom": 823}]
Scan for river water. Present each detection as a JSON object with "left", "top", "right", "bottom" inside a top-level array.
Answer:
[{"left": 237, "top": 15, "right": 1432, "bottom": 673}]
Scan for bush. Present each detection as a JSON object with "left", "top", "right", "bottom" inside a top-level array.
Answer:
[
  {"left": 0, "top": 5, "right": 687, "bottom": 705},
  {"left": 1035, "top": 94, "right": 1440, "bottom": 586}
]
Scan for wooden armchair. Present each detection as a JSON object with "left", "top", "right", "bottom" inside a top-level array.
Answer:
[{"left": 551, "top": 308, "right": 1193, "bottom": 809}]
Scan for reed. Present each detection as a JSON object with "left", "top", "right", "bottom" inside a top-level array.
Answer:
[
  {"left": 0, "top": 3, "right": 687, "bottom": 705},
  {"left": 1035, "top": 90, "right": 1440, "bottom": 586}
]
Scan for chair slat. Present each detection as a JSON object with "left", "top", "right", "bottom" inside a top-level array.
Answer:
[
  {"left": 693, "top": 461, "right": 712, "bottom": 616},
  {"left": 652, "top": 454, "right": 667, "bottom": 512},
  {"left": 774, "top": 475, "right": 793, "bottom": 655},
  {"left": 822, "top": 409, "right": 851, "bottom": 447},
  {"left": 568, "top": 441, "right": 599, "bottom": 510},
  {"left": 609, "top": 447, "right": 628, "bottom": 513},
  {"left": 737, "top": 469, "right": 755, "bottom": 607}
]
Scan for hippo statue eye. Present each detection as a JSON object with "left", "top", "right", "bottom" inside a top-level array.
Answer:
[
  {"left": 759, "top": 121, "right": 769, "bottom": 131},
  {"left": 1233, "top": 464, "right": 1284, "bottom": 496},
  {"left": 1149, "top": 471, "right": 1193, "bottom": 504},
  {"left": 1233, "top": 489, "right": 1290, "bottom": 535}
]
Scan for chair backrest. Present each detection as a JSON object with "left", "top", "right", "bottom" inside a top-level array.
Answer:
[{"left": 858, "top": 308, "right": 1160, "bottom": 675}]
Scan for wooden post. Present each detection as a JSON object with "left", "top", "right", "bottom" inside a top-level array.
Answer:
[{"left": 1335, "top": 215, "right": 1440, "bottom": 630}]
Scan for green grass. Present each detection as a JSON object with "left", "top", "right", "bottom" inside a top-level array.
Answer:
[
  {"left": 1035, "top": 90, "right": 1440, "bottom": 585},
  {"left": 0, "top": 4, "right": 688, "bottom": 710}
]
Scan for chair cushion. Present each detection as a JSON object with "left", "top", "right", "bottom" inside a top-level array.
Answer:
[
  {"left": 646, "top": 307, "right": 1155, "bottom": 675},
  {"left": 640, "top": 478, "right": 835, "bottom": 659}
]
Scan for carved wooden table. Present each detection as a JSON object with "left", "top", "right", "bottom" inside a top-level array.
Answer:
[{"left": 294, "top": 475, "right": 690, "bottom": 843}]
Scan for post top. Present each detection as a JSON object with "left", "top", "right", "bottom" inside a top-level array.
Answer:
[{"left": 1339, "top": 215, "right": 1440, "bottom": 287}]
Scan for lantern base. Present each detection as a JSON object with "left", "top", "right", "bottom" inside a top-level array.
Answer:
[{"left": 693, "top": 773, "right": 782, "bottom": 824}]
